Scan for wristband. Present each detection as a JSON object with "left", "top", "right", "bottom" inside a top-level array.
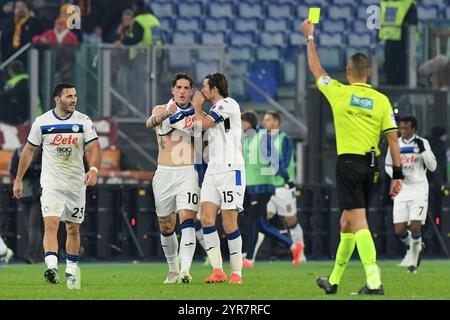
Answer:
[
  {"left": 306, "top": 35, "right": 314, "bottom": 42},
  {"left": 89, "top": 166, "right": 99, "bottom": 174},
  {"left": 392, "top": 166, "right": 404, "bottom": 180}
]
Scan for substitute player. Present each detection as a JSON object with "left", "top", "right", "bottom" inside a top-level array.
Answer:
[
  {"left": 146, "top": 72, "right": 199, "bottom": 284},
  {"left": 241, "top": 110, "right": 302, "bottom": 269},
  {"left": 13, "top": 83, "right": 101, "bottom": 289},
  {"left": 385, "top": 116, "right": 436, "bottom": 273},
  {"left": 193, "top": 72, "right": 245, "bottom": 284},
  {"left": 263, "top": 111, "right": 306, "bottom": 262},
  {"left": 301, "top": 19, "right": 403, "bottom": 295}
]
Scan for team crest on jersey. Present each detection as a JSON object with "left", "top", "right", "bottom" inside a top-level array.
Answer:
[{"left": 72, "top": 124, "right": 80, "bottom": 133}]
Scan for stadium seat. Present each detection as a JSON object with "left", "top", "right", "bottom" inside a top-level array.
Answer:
[
  {"left": 418, "top": 5, "right": 440, "bottom": 20},
  {"left": 159, "top": 17, "right": 172, "bottom": 32},
  {"left": 317, "top": 32, "right": 345, "bottom": 47},
  {"left": 195, "top": 60, "right": 220, "bottom": 82},
  {"left": 316, "top": 46, "right": 343, "bottom": 72},
  {"left": 201, "top": 31, "right": 227, "bottom": 45},
  {"left": 233, "top": 18, "right": 260, "bottom": 32},
  {"left": 256, "top": 46, "right": 281, "bottom": 60},
  {"left": 320, "top": 19, "right": 347, "bottom": 33},
  {"left": 208, "top": 2, "right": 235, "bottom": 19},
  {"left": 0, "top": 150, "right": 13, "bottom": 172},
  {"left": 347, "top": 32, "right": 374, "bottom": 47},
  {"left": 281, "top": 59, "right": 296, "bottom": 85},
  {"left": 267, "top": 3, "right": 292, "bottom": 18},
  {"left": 352, "top": 19, "right": 369, "bottom": 33},
  {"left": 263, "top": 18, "right": 290, "bottom": 32},
  {"left": 327, "top": 4, "right": 354, "bottom": 21},
  {"left": 230, "top": 60, "right": 252, "bottom": 75},
  {"left": 172, "top": 31, "right": 198, "bottom": 45},
  {"left": 178, "top": 1, "right": 203, "bottom": 17},
  {"left": 356, "top": 5, "right": 370, "bottom": 20},
  {"left": 247, "top": 63, "right": 278, "bottom": 103},
  {"left": 237, "top": 2, "right": 264, "bottom": 18},
  {"left": 289, "top": 32, "right": 305, "bottom": 47},
  {"left": 332, "top": 0, "right": 355, "bottom": 4},
  {"left": 227, "top": 45, "right": 254, "bottom": 61},
  {"left": 259, "top": 32, "right": 286, "bottom": 47},
  {"left": 152, "top": 2, "right": 175, "bottom": 19},
  {"left": 296, "top": 4, "right": 310, "bottom": 19},
  {"left": 174, "top": 18, "right": 201, "bottom": 32},
  {"left": 304, "top": 0, "right": 328, "bottom": 6},
  {"left": 229, "top": 76, "right": 247, "bottom": 101},
  {"left": 421, "top": 0, "right": 447, "bottom": 8},
  {"left": 204, "top": 17, "right": 229, "bottom": 32},
  {"left": 229, "top": 31, "right": 256, "bottom": 46},
  {"left": 359, "top": 0, "right": 380, "bottom": 5}
]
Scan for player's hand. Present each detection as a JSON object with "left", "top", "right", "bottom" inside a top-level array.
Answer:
[
  {"left": 300, "top": 19, "right": 314, "bottom": 37},
  {"left": 13, "top": 180, "right": 23, "bottom": 199},
  {"left": 390, "top": 179, "right": 403, "bottom": 199},
  {"left": 193, "top": 91, "right": 205, "bottom": 107},
  {"left": 85, "top": 170, "right": 98, "bottom": 187},
  {"left": 414, "top": 138, "right": 425, "bottom": 153},
  {"left": 442, "top": 185, "right": 449, "bottom": 197},
  {"left": 164, "top": 102, "right": 177, "bottom": 117}
]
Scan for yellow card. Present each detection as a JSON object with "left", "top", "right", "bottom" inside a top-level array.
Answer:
[{"left": 308, "top": 8, "right": 321, "bottom": 24}]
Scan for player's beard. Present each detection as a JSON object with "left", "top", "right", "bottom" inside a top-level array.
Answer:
[{"left": 61, "top": 101, "right": 76, "bottom": 115}]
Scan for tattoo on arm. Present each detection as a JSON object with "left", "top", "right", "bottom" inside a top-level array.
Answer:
[{"left": 150, "top": 112, "right": 169, "bottom": 127}]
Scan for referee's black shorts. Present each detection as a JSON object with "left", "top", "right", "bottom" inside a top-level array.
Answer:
[{"left": 336, "top": 154, "right": 379, "bottom": 210}]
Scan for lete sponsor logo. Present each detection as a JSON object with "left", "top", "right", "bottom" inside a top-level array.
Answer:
[
  {"left": 50, "top": 133, "right": 79, "bottom": 145},
  {"left": 183, "top": 115, "right": 196, "bottom": 129}
]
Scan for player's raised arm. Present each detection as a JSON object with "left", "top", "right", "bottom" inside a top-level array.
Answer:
[
  {"left": 146, "top": 104, "right": 177, "bottom": 129},
  {"left": 301, "top": 19, "right": 327, "bottom": 81},
  {"left": 13, "top": 143, "right": 37, "bottom": 199}
]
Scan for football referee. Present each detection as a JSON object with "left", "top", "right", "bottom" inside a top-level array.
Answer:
[{"left": 301, "top": 19, "right": 404, "bottom": 295}]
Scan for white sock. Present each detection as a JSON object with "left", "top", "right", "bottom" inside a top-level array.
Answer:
[
  {"left": 410, "top": 235, "right": 422, "bottom": 267},
  {"left": 289, "top": 223, "right": 304, "bottom": 245},
  {"left": 160, "top": 231, "right": 179, "bottom": 274},
  {"left": 196, "top": 229, "right": 207, "bottom": 252},
  {"left": 44, "top": 252, "right": 58, "bottom": 269},
  {"left": 0, "top": 236, "right": 7, "bottom": 256},
  {"left": 248, "top": 232, "right": 265, "bottom": 263},
  {"left": 203, "top": 226, "right": 223, "bottom": 270},
  {"left": 179, "top": 219, "right": 196, "bottom": 274},
  {"left": 65, "top": 254, "right": 79, "bottom": 275},
  {"left": 228, "top": 229, "right": 242, "bottom": 277},
  {"left": 400, "top": 229, "right": 412, "bottom": 248}
]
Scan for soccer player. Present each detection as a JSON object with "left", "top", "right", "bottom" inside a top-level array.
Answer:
[
  {"left": 241, "top": 110, "right": 303, "bottom": 269},
  {"left": 146, "top": 72, "right": 199, "bottom": 284},
  {"left": 263, "top": 111, "right": 306, "bottom": 262},
  {"left": 385, "top": 116, "right": 436, "bottom": 273},
  {"left": 301, "top": 19, "right": 403, "bottom": 295},
  {"left": 13, "top": 83, "right": 101, "bottom": 289},
  {"left": 193, "top": 72, "right": 245, "bottom": 284},
  {"left": 0, "top": 235, "right": 13, "bottom": 265}
]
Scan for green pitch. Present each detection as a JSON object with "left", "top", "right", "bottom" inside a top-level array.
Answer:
[{"left": 1, "top": 260, "right": 450, "bottom": 300}]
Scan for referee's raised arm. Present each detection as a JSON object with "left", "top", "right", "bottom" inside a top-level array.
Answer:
[{"left": 300, "top": 19, "right": 326, "bottom": 80}]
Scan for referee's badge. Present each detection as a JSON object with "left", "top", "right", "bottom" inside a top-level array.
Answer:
[{"left": 72, "top": 124, "right": 80, "bottom": 133}]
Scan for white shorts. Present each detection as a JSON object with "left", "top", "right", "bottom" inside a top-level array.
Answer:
[
  {"left": 200, "top": 170, "right": 245, "bottom": 212},
  {"left": 152, "top": 165, "right": 200, "bottom": 217},
  {"left": 393, "top": 198, "right": 428, "bottom": 225},
  {"left": 267, "top": 187, "right": 297, "bottom": 217},
  {"left": 41, "top": 188, "right": 86, "bottom": 224}
]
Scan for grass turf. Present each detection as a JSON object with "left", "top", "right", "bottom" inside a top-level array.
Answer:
[{"left": 1, "top": 260, "right": 449, "bottom": 300}]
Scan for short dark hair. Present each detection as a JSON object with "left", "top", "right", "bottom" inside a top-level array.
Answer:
[
  {"left": 265, "top": 110, "right": 281, "bottom": 123},
  {"left": 53, "top": 83, "right": 76, "bottom": 97},
  {"left": 205, "top": 72, "right": 228, "bottom": 98},
  {"left": 241, "top": 110, "right": 258, "bottom": 129},
  {"left": 171, "top": 72, "right": 193, "bottom": 88},
  {"left": 348, "top": 53, "right": 370, "bottom": 79},
  {"left": 400, "top": 115, "right": 418, "bottom": 130},
  {"left": 8, "top": 60, "right": 24, "bottom": 75}
]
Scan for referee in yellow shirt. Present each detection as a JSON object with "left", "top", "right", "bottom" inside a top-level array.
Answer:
[{"left": 301, "top": 19, "right": 404, "bottom": 295}]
